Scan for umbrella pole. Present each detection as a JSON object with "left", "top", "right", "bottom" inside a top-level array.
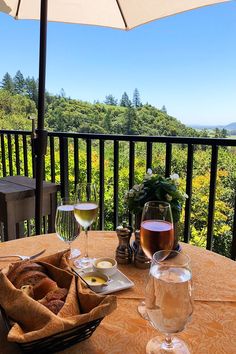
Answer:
[{"left": 35, "top": 0, "right": 48, "bottom": 235}]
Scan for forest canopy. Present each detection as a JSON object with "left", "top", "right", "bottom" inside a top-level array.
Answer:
[{"left": 0, "top": 70, "right": 216, "bottom": 137}]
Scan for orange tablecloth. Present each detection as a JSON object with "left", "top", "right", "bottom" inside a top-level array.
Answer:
[{"left": 0, "top": 232, "right": 236, "bottom": 354}]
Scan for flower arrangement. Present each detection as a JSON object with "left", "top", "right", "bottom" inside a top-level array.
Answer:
[{"left": 125, "top": 169, "right": 188, "bottom": 223}]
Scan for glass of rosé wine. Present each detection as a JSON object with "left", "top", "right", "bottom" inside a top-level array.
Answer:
[{"left": 138, "top": 201, "right": 175, "bottom": 318}]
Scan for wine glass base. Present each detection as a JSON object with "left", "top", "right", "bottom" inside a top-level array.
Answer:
[
  {"left": 69, "top": 248, "right": 81, "bottom": 259},
  {"left": 73, "top": 256, "right": 95, "bottom": 269},
  {"left": 137, "top": 301, "right": 149, "bottom": 320},
  {"left": 146, "top": 336, "right": 190, "bottom": 354}
]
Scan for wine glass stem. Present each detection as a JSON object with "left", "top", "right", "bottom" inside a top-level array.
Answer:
[
  {"left": 84, "top": 228, "right": 89, "bottom": 258},
  {"left": 164, "top": 334, "right": 174, "bottom": 350}
]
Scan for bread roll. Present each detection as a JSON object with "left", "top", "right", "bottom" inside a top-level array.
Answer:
[
  {"left": 42, "top": 299, "right": 65, "bottom": 314},
  {"left": 14, "top": 270, "right": 48, "bottom": 289},
  {"left": 33, "top": 277, "right": 58, "bottom": 300},
  {"left": 8, "top": 261, "right": 46, "bottom": 284},
  {"left": 40, "top": 288, "right": 68, "bottom": 305}
]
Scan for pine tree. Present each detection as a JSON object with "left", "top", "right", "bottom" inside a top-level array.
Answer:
[
  {"left": 103, "top": 110, "right": 112, "bottom": 132},
  {"left": 124, "top": 107, "right": 137, "bottom": 135},
  {"left": 25, "top": 76, "right": 38, "bottom": 107},
  {"left": 221, "top": 128, "right": 228, "bottom": 138},
  {"left": 120, "top": 92, "right": 132, "bottom": 107},
  {"left": 132, "top": 88, "right": 141, "bottom": 108},
  {"left": 161, "top": 105, "right": 167, "bottom": 113},
  {"left": 13, "top": 70, "right": 25, "bottom": 94},
  {"left": 104, "top": 94, "right": 118, "bottom": 106},
  {"left": 1, "top": 72, "right": 14, "bottom": 93}
]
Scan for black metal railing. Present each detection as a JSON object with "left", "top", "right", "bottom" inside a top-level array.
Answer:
[{"left": 1, "top": 129, "right": 236, "bottom": 260}]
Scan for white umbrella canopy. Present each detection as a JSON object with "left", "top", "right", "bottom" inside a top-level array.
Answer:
[{"left": 0, "top": 0, "right": 230, "bottom": 29}]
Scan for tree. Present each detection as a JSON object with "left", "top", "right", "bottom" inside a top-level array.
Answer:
[
  {"left": 104, "top": 94, "right": 117, "bottom": 106},
  {"left": 103, "top": 109, "right": 112, "bottom": 132},
  {"left": 1, "top": 72, "right": 14, "bottom": 93},
  {"left": 25, "top": 76, "right": 38, "bottom": 107},
  {"left": 161, "top": 105, "right": 167, "bottom": 113},
  {"left": 132, "top": 88, "right": 141, "bottom": 108},
  {"left": 221, "top": 128, "right": 228, "bottom": 138},
  {"left": 59, "top": 88, "right": 66, "bottom": 98},
  {"left": 120, "top": 92, "right": 132, "bottom": 107},
  {"left": 13, "top": 70, "right": 25, "bottom": 94},
  {"left": 124, "top": 107, "right": 137, "bottom": 135}
]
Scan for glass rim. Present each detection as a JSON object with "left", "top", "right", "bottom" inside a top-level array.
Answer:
[
  {"left": 58, "top": 197, "right": 75, "bottom": 205},
  {"left": 143, "top": 200, "right": 171, "bottom": 208},
  {"left": 152, "top": 250, "right": 191, "bottom": 267}
]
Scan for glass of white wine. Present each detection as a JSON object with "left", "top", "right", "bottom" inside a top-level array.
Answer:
[
  {"left": 74, "top": 183, "right": 98, "bottom": 268},
  {"left": 55, "top": 198, "right": 81, "bottom": 259},
  {"left": 145, "top": 250, "right": 193, "bottom": 354}
]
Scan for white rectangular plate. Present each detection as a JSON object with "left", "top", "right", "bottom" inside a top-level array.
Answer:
[{"left": 74, "top": 267, "right": 134, "bottom": 294}]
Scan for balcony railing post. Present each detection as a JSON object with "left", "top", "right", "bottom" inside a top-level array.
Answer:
[
  {"left": 184, "top": 144, "right": 194, "bottom": 243},
  {"left": 22, "top": 135, "right": 28, "bottom": 177},
  {"left": 7, "top": 134, "right": 13, "bottom": 176},
  {"left": 14, "top": 134, "right": 20, "bottom": 175},
  {"left": 49, "top": 136, "right": 55, "bottom": 183},
  {"left": 74, "top": 137, "right": 79, "bottom": 190},
  {"left": 146, "top": 142, "right": 152, "bottom": 171},
  {"left": 86, "top": 139, "right": 92, "bottom": 183},
  {"left": 206, "top": 145, "right": 218, "bottom": 250},
  {"left": 59, "top": 136, "right": 69, "bottom": 198},
  {"left": 0, "top": 134, "right": 6, "bottom": 177},
  {"left": 99, "top": 140, "right": 105, "bottom": 230},
  {"left": 113, "top": 140, "right": 119, "bottom": 229},
  {"left": 165, "top": 142, "right": 172, "bottom": 177},
  {"left": 231, "top": 194, "right": 236, "bottom": 260}
]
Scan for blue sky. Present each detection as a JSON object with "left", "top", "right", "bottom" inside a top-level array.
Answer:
[{"left": 0, "top": 2, "right": 235, "bottom": 126}]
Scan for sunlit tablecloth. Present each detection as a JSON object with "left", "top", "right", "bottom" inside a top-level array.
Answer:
[{"left": 0, "top": 231, "right": 236, "bottom": 354}]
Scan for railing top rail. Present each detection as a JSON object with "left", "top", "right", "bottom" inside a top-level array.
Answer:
[{"left": 1, "top": 129, "right": 236, "bottom": 147}]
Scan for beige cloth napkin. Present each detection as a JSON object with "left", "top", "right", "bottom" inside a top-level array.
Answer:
[{"left": 0, "top": 250, "right": 117, "bottom": 343}]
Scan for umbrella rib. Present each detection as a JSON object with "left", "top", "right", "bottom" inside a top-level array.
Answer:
[
  {"left": 15, "top": 0, "right": 21, "bottom": 19},
  {"left": 115, "top": 0, "right": 128, "bottom": 29}
]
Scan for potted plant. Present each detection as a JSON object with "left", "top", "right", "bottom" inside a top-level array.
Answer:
[{"left": 125, "top": 169, "right": 188, "bottom": 250}]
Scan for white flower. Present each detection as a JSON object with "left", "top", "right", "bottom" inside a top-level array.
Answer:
[
  {"left": 132, "top": 184, "right": 141, "bottom": 191},
  {"left": 128, "top": 190, "right": 135, "bottom": 197},
  {"left": 170, "top": 173, "right": 179, "bottom": 183},
  {"left": 144, "top": 168, "right": 153, "bottom": 180},
  {"left": 165, "top": 193, "right": 172, "bottom": 201},
  {"left": 183, "top": 193, "right": 189, "bottom": 199}
]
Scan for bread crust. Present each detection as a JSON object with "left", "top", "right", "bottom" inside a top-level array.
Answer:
[
  {"left": 8, "top": 261, "right": 46, "bottom": 284},
  {"left": 14, "top": 270, "right": 48, "bottom": 289},
  {"left": 33, "top": 277, "right": 58, "bottom": 300},
  {"left": 43, "top": 299, "right": 65, "bottom": 314}
]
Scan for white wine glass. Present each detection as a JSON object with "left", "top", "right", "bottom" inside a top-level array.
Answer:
[
  {"left": 138, "top": 201, "right": 175, "bottom": 318},
  {"left": 74, "top": 183, "right": 98, "bottom": 268},
  {"left": 145, "top": 250, "right": 193, "bottom": 354},
  {"left": 55, "top": 198, "right": 81, "bottom": 259}
]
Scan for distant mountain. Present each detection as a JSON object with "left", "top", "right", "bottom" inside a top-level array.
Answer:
[
  {"left": 224, "top": 122, "right": 236, "bottom": 130},
  {"left": 189, "top": 123, "right": 236, "bottom": 130}
]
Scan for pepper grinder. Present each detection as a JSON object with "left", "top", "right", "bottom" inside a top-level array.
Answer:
[
  {"left": 115, "top": 224, "right": 133, "bottom": 264},
  {"left": 133, "top": 230, "right": 150, "bottom": 269}
]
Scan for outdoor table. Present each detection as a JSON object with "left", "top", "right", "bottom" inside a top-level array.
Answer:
[
  {"left": 0, "top": 176, "right": 59, "bottom": 241},
  {"left": 0, "top": 231, "right": 236, "bottom": 354}
]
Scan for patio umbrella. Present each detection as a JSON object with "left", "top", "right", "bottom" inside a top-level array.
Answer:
[{"left": 0, "top": 0, "right": 230, "bottom": 234}]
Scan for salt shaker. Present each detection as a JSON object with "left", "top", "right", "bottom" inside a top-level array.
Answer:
[{"left": 115, "top": 224, "right": 133, "bottom": 264}]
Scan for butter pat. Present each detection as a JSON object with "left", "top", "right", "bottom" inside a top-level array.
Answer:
[{"left": 97, "top": 261, "right": 113, "bottom": 269}]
